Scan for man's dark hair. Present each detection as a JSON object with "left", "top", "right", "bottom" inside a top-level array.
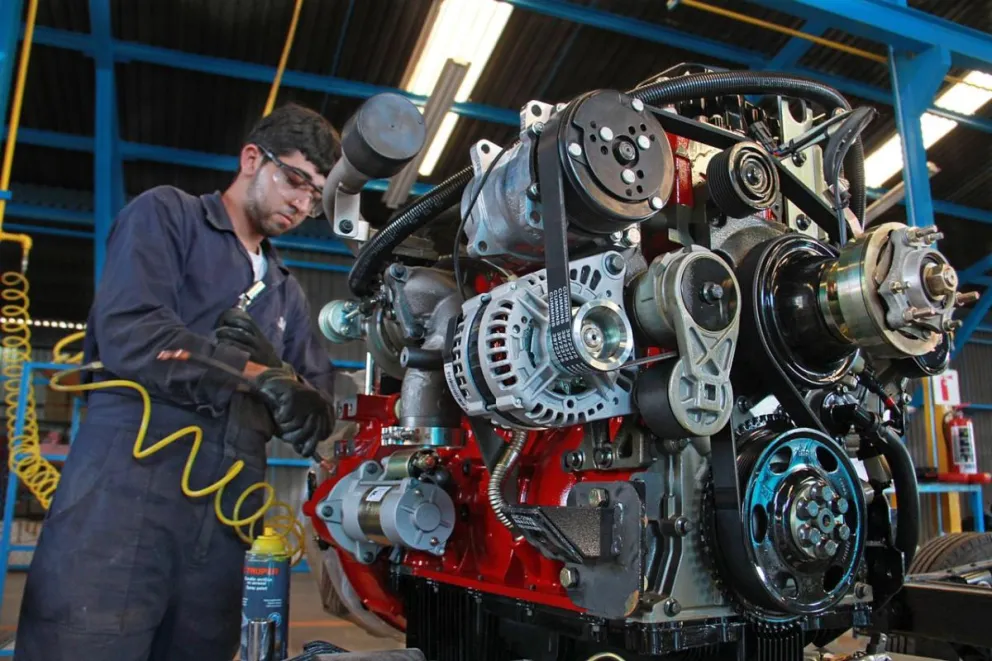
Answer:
[{"left": 245, "top": 103, "right": 341, "bottom": 175}]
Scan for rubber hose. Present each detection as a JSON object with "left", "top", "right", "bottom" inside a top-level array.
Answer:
[
  {"left": 875, "top": 425, "right": 920, "bottom": 569},
  {"left": 488, "top": 429, "right": 527, "bottom": 534},
  {"left": 348, "top": 166, "right": 473, "bottom": 296},
  {"left": 628, "top": 71, "right": 866, "bottom": 223}
]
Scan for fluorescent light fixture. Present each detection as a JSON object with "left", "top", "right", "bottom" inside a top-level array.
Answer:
[
  {"left": 402, "top": 0, "right": 514, "bottom": 176},
  {"left": 865, "top": 70, "right": 992, "bottom": 188}
]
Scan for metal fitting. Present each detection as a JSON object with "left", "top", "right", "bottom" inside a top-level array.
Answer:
[
  {"left": 622, "top": 227, "right": 641, "bottom": 247},
  {"left": 621, "top": 168, "right": 636, "bottom": 184},
  {"left": 564, "top": 450, "right": 584, "bottom": 471},
  {"left": 631, "top": 98, "right": 644, "bottom": 112},
  {"left": 531, "top": 121, "right": 545, "bottom": 136},
  {"left": 599, "top": 126, "right": 614, "bottom": 141},
  {"left": 604, "top": 253, "right": 625, "bottom": 276},
  {"left": 560, "top": 566, "right": 579, "bottom": 588},
  {"left": 568, "top": 142, "right": 583, "bottom": 157},
  {"left": 320, "top": 504, "right": 335, "bottom": 519},
  {"left": 637, "top": 135, "right": 651, "bottom": 150},
  {"left": 650, "top": 196, "right": 664, "bottom": 210},
  {"left": 588, "top": 488, "right": 610, "bottom": 508},
  {"left": 663, "top": 598, "right": 682, "bottom": 617}
]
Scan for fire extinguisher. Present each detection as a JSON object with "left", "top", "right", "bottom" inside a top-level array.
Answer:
[{"left": 944, "top": 407, "right": 979, "bottom": 476}]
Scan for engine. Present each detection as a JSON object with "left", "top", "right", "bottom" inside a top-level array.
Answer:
[{"left": 305, "top": 68, "right": 975, "bottom": 661}]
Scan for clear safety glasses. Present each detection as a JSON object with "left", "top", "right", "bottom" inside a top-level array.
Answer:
[{"left": 255, "top": 144, "right": 324, "bottom": 218}]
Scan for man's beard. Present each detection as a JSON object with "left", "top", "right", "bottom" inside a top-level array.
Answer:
[{"left": 245, "top": 171, "right": 296, "bottom": 238}]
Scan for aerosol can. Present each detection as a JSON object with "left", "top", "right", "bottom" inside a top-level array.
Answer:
[{"left": 240, "top": 527, "right": 290, "bottom": 661}]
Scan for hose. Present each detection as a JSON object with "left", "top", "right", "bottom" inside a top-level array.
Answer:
[
  {"left": 488, "top": 429, "right": 528, "bottom": 534},
  {"left": 348, "top": 166, "right": 473, "bottom": 296},
  {"left": 40, "top": 337, "right": 308, "bottom": 565},
  {"left": 628, "top": 70, "right": 866, "bottom": 223},
  {"left": 874, "top": 424, "right": 920, "bottom": 570}
]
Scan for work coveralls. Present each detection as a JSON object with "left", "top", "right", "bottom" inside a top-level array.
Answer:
[{"left": 15, "top": 186, "right": 334, "bottom": 661}]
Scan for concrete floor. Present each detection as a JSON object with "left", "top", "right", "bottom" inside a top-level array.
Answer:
[{"left": 0, "top": 570, "right": 938, "bottom": 660}]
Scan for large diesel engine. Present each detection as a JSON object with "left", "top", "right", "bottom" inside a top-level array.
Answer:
[{"left": 305, "top": 68, "right": 975, "bottom": 661}]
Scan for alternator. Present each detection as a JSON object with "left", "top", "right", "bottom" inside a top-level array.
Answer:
[{"left": 444, "top": 251, "right": 635, "bottom": 429}]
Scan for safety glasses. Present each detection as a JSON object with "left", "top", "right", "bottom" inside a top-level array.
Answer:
[{"left": 255, "top": 144, "right": 324, "bottom": 218}]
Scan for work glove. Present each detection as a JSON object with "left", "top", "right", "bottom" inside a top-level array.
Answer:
[
  {"left": 256, "top": 368, "right": 334, "bottom": 458},
  {"left": 214, "top": 308, "right": 282, "bottom": 368}
]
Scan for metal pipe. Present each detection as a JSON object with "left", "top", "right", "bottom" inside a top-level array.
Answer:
[
  {"left": 488, "top": 429, "right": 528, "bottom": 534},
  {"left": 262, "top": 0, "right": 305, "bottom": 117}
]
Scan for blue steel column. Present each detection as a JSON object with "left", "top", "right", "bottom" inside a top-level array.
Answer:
[
  {"left": 0, "top": 362, "right": 33, "bottom": 628},
  {"left": 888, "top": 45, "right": 949, "bottom": 228},
  {"left": 0, "top": 0, "right": 25, "bottom": 129},
  {"left": 90, "top": 0, "right": 123, "bottom": 282}
]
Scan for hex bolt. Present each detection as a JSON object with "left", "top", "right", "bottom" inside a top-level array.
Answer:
[
  {"left": 637, "top": 135, "right": 651, "bottom": 150},
  {"left": 822, "top": 539, "right": 839, "bottom": 557},
  {"left": 792, "top": 151, "right": 807, "bottom": 166},
  {"left": 362, "top": 551, "right": 375, "bottom": 563},
  {"left": 700, "top": 282, "right": 725, "bottom": 304},
  {"left": 821, "top": 486, "right": 836, "bottom": 502},
  {"left": 956, "top": 291, "right": 980, "bottom": 306},
  {"left": 944, "top": 319, "right": 963, "bottom": 331},
  {"left": 389, "top": 263, "right": 408, "bottom": 280},
  {"left": 806, "top": 528, "right": 823, "bottom": 546},
  {"left": 924, "top": 263, "right": 958, "bottom": 297},
  {"left": 609, "top": 231, "right": 624, "bottom": 244},
  {"left": 621, "top": 168, "right": 636, "bottom": 184},
  {"left": 854, "top": 583, "right": 872, "bottom": 600},
  {"left": 527, "top": 183, "right": 540, "bottom": 199},
  {"left": 622, "top": 227, "right": 641, "bottom": 247},
  {"left": 837, "top": 524, "right": 851, "bottom": 541},
  {"left": 531, "top": 121, "right": 545, "bottom": 136},
  {"left": 594, "top": 447, "right": 614, "bottom": 468},
  {"left": 560, "top": 566, "right": 579, "bottom": 588},
  {"left": 674, "top": 517, "right": 694, "bottom": 536},
  {"left": 796, "top": 214, "right": 811, "bottom": 231},
  {"left": 588, "top": 488, "right": 610, "bottom": 508},
  {"left": 565, "top": 451, "right": 584, "bottom": 470},
  {"left": 631, "top": 98, "right": 645, "bottom": 112},
  {"left": 338, "top": 219, "right": 354, "bottom": 234},
  {"left": 320, "top": 504, "right": 335, "bottom": 519},
  {"left": 429, "top": 537, "right": 440, "bottom": 547},
  {"left": 599, "top": 126, "right": 614, "bottom": 141},
  {"left": 650, "top": 196, "right": 664, "bottom": 210},
  {"left": 799, "top": 499, "right": 820, "bottom": 519},
  {"left": 833, "top": 498, "right": 849, "bottom": 514},
  {"left": 663, "top": 598, "right": 682, "bottom": 617},
  {"left": 568, "top": 142, "right": 583, "bottom": 157},
  {"left": 605, "top": 253, "right": 625, "bottom": 276}
]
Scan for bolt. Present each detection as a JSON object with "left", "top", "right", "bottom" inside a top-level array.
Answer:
[
  {"left": 480, "top": 293, "right": 492, "bottom": 303},
  {"left": 594, "top": 447, "right": 614, "bottom": 468},
  {"left": 588, "top": 488, "right": 610, "bottom": 507},
  {"left": 674, "top": 517, "right": 694, "bottom": 536},
  {"left": 320, "top": 504, "right": 335, "bottom": 519},
  {"left": 837, "top": 524, "right": 851, "bottom": 541},
  {"left": 338, "top": 219, "right": 354, "bottom": 234},
  {"left": 796, "top": 214, "right": 811, "bottom": 231},
  {"left": 622, "top": 227, "right": 641, "bottom": 247},
  {"left": 631, "top": 98, "right": 645, "bottom": 112},
  {"left": 513, "top": 397, "right": 524, "bottom": 408},
  {"left": 599, "top": 126, "right": 614, "bottom": 141},
  {"left": 944, "top": 319, "right": 963, "bottom": 331},
  {"left": 389, "top": 263, "right": 407, "bottom": 280},
  {"left": 956, "top": 291, "right": 980, "bottom": 307},
  {"left": 737, "top": 397, "right": 751, "bottom": 412},
  {"left": 792, "top": 151, "right": 807, "bottom": 167},
  {"left": 821, "top": 539, "right": 839, "bottom": 557},
  {"left": 924, "top": 263, "right": 958, "bottom": 297},
  {"left": 556, "top": 102, "right": 567, "bottom": 112},
  {"left": 621, "top": 168, "right": 636, "bottom": 184},
  {"left": 799, "top": 499, "right": 820, "bottom": 519},
  {"left": 833, "top": 498, "right": 849, "bottom": 514},
  {"left": 362, "top": 551, "right": 375, "bottom": 563},
  {"left": 637, "top": 135, "right": 651, "bottom": 150},
  {"left": 605, "top": 253, "right": 625, "bottom": 276},
  {"left": 565, "top": 450, "right": 584, "bottom": 470},
  {"left": 610, "top": 230, "right": 624, "bottom": 243},
  {"left": 890, "top": 280, "right": 906, "bottom": 293},
  {"left": 650, "top": 196, "right": 664, "bottom": 210},
  {"left": 568, "top": 142, "right": 583, "bottom": 157},
  {"left": 663, "top": 598, "right": 682, "bottom": 617},
  {"left": 560, "top": 566, "right": 579, "bottom": 588},
  {"left": 531, "top": 121, "right": 544, "bottom": 135},
  {"left": 700, "top": 282, "right": 725, "bottom": 304},
  {"left": 527, "top": 182, "right": 540, "bottom": 199},
  {"left": 799, "top": 525, "right": 822, "bottom": 547},
  {"left": 854, "top": 583, "right": 872, "bottom": 600},
  {"left": 821, "top": 486, "right": 836, "bottom": 502}
]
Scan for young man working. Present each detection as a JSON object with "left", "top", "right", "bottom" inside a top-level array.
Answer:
[{"left": 16, "top": 104, "right": 341, "bottom": 661}]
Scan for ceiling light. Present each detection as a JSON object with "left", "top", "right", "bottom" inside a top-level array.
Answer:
[
  {"left": 401, "top": 0, "right": 513, "bottom": 176},
  {"left": 865, "top": 70, "right": 992, "bottom": 188}
]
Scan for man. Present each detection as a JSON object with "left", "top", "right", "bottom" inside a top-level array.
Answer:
[{"left": 16, "top": 104, "right": 340, "bottom": 660}]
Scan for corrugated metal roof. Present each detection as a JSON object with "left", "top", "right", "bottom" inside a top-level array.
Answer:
[{"left": 6, "top": 0, "right": 992, "bottom": 318}]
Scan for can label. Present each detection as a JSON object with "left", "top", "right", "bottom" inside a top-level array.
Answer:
[{"left": 240, "top": 553, "right": 290, "bottom": 661}]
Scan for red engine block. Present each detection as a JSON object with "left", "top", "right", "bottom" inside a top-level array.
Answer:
[{"left": 303, "top": 394, "right": 633, "bottom": 632}]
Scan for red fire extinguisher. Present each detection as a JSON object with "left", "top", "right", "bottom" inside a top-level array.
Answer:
[{"left": 944, "top": 408, "right": 978, "bottom": 475}]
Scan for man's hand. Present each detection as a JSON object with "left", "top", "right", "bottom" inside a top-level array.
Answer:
[
  {"left": 214, "top": 308, "right": 282, "bottom": 368},
  {"left": 255, "top": 368, "right": 334, "bottom": 458}
]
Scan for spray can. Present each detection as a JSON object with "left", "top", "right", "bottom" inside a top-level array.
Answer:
[{"left": 240, "top": 527, "right": 290, "bottom": 661}]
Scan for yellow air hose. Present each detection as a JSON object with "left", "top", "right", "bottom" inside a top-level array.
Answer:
[{"left": 45, "top": 333, "right": 307, "bottom": 564}]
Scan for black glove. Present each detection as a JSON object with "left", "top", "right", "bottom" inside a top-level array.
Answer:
[
  {"left": 214, "top": 308, "right": 282, "bottom": 368},
  {"left": 255, "top": 368, "right": 334, "bottom": 458}
]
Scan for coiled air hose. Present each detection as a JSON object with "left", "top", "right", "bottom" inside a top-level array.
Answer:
[
  {"left": 42, "top": 334, "right": 307, "bottom": 564},
  {"left": 626, "top": 70, "right": 866, "bottom": 223},
  {"left": 347, "top": 166, "right": 473, "bottom": 296}
]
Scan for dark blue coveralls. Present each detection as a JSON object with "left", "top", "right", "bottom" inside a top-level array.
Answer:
[{"left": 15, "top": 186, "right": 334, "bottom": 661}]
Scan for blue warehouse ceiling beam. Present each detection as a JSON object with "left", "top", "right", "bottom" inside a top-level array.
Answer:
[
  {"left": 768, "top": 18, "right": 827, "bottom": 69},
  {"left": 865, "top": 188, "right": 992, "bottom": 226},
  {"left": 741, "top": 0, "right": 992, "bottom": 72},
  {"left": 500, "top": 0, "right": 992, "bottom": 135},
  {"left": 27, "top": 27, "right": 518, "bottom": 127},
  {"left": 0, "top": 0, "right": 24, "bottom": 127}
]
